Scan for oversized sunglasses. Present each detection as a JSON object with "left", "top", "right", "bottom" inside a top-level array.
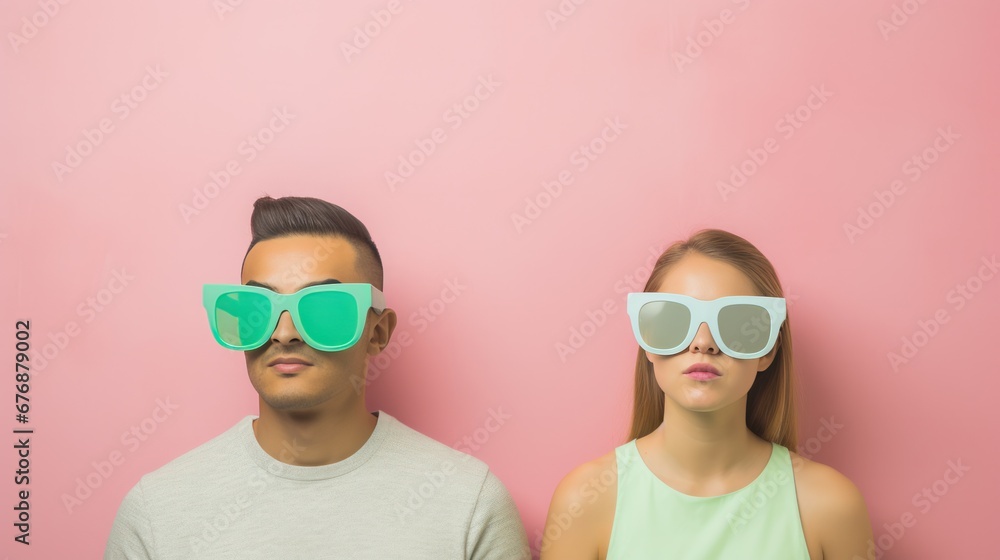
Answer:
[
  {"left": 202, "top": 283, "right": 386, "bottom": 351},
  {"left": 627, "top": 293, "right": 786, "bottom": 359}
]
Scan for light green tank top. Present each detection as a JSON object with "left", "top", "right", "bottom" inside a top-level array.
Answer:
[{"left": 607, "top": 440, "right": 811, "bottom": 559}]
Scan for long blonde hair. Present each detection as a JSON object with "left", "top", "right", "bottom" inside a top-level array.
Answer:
[{"left": 626, "top": 229, "right": 798, "bottom": 451}]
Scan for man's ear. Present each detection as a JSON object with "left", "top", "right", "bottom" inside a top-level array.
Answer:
[{"left": 366, "top": 308, "right": 397, "bottom": 356}]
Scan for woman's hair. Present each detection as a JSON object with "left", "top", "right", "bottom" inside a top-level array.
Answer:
[
  {"left": 626, "top": 229, "right": 798, "bottom": 451},
  {"left": 241, "top": 195, "right": 383, "bottom": 288}
]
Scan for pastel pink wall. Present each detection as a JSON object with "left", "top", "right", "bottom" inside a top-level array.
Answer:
[{"left": 2, "top": 1, "right": 997, "bottom": 558}]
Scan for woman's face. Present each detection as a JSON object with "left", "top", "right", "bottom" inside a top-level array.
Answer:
[{"left": 648, "top": 252, "right": 778, "bottom": 414}]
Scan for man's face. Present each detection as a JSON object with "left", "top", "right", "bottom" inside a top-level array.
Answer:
[{"left": 240, "top": 234, "right": 393, "bottom": 412}]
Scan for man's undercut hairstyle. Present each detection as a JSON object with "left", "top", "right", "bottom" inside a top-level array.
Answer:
[{"left": 242, "top": 196, "right": 384, "bottom": 289}]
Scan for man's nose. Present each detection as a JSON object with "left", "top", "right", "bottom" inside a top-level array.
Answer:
[{"left": 270, "top": 310, "right": 303, "bottom": 346}]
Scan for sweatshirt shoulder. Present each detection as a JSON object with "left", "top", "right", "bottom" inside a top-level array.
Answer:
[
  {"left": 379, "top": 413, "right": 491, "bottom": 479},
  {"left": 135, "top": 416, "right": 250, "bottom": 489}
]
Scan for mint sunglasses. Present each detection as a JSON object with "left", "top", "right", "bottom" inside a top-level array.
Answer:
[
  {"left": 627, "top": 293, "right": 786, "bottom": 359},
  {"left": 202, "top": 283, "right": 386, "bottom": 351}
]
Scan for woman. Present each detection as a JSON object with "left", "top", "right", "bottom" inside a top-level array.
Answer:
[{"left": 541, "top": 229, "right": 871, "bottom": 559}]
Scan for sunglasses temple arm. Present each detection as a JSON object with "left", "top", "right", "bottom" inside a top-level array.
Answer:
[{"left": 371, "top": 287, "right": 387, "bottom": 313}]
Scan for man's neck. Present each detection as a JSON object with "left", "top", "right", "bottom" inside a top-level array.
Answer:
[{"left": 252, "top": 401, "right": 378, "bottom": 466}]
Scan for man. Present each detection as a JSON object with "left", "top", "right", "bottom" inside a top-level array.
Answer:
[{"left": 105, "top": 195, "right": 530, "bottom": 559}]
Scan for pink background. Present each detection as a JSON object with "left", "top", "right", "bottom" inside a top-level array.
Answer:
[{"left": 2, "top": 0, "right": 998, "bottom": 558}]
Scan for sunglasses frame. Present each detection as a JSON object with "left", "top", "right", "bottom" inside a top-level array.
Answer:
[
  {"left": 626, "top": 292, "right": 786, "bottom": 359},
  {"left": 202, "top": 283, "right": 386, "bottom": 352}
]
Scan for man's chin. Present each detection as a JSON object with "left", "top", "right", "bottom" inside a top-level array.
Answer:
[{"left": 260, "top": 392, "right": 328, "bottom": 411}]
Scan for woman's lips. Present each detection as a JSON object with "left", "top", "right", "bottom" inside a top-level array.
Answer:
[{"left": 683, "top": 363, "right": 720, "bottom": 380}]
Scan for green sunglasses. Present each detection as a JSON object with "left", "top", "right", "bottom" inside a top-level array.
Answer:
[{"left": 202, "top": 283, "right": 386, "bottom": 352}]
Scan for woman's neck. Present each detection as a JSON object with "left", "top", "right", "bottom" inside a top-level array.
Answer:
[{"left": 649, "top": 398, "right": 768, "bottom": 479}]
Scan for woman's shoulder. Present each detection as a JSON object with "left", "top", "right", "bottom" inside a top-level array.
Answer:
[
  {"left": 788, "top": 450, "right": 866, "bottom": 513},
  {"left": 549, "top": 448, "right": 620, "bottom": 517},
  {"left": 542, "top": 449, "right": 620, "bottom": 557},
  {"left": 788, "top": 450, "right": 873, "bottom": 558}
]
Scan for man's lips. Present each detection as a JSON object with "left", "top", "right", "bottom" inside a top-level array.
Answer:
[
  {"left": 267, "top": 356, "right": 312, "bottom": 366},
  {"left": 683, "top": 363, "right": 720, "bottom": 380},
  {"left": 267, "top": 356, "right": 313, "bottom": 373}
]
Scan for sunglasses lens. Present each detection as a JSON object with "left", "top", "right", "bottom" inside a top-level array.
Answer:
[
  {"left": 213, "top": 291, "right": 272, "bottom": 348},
  {"left": 298, "top": 291, "right": 360, "bottom": 348},
  {"left": 718, "top": 304, "right": 770, "bottom": 354},
  {"left": 637, "top": 301, "right": 691, "bottom": 351}
]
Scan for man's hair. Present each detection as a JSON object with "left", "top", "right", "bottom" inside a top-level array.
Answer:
[{"left": 241, "top": 196, "right": 384, "bottom": 289}]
